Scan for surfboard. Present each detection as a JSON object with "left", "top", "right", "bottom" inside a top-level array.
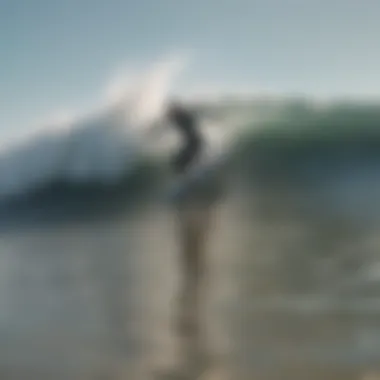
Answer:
[{"left": 166, "top": 151, "right": 226, "bottom": 206}]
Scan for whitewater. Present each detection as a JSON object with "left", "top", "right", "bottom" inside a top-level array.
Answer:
[{"left": 0, "top": 55, "right": 255, "bottom": 203}]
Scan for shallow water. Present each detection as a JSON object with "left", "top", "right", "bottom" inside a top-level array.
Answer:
[{"left": 1, "top": 169, "right": 380, "bottom": 379}]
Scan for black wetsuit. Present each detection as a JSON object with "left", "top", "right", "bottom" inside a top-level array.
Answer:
[{"left": 168, "top": 105, "right": 203, "bottom": 175}]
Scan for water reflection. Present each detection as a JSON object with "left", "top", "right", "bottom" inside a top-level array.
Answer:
[{"left": 1, "top": 174, "right": 380, "bottom": 379}]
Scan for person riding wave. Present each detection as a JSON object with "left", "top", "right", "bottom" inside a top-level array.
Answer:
[{"left": 166, "top": 101, "right": 204, "bottom": 176}]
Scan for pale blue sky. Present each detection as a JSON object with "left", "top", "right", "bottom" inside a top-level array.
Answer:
[{"left": 1, "top": 0, "right": 380, "bottom": 133}]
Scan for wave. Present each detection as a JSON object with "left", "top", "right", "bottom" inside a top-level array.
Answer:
[
  {"left": 229, "top": 101, "right": 380, "bottom": 224},
  {"left": 7, "top": 53, "right": 380, "bottom": 212},
  {"left": 0, "top": 54, "right": 259, "bottom": 205},
  {"left": 0, "top": 56, "right": 188, "bottom": 202}
]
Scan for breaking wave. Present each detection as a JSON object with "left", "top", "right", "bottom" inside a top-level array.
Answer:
[{"left": 0, "top": 56, "right": 188, "bottom": 201}]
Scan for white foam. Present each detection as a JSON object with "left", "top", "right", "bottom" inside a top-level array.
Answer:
[{"left": 0, "top": 55, "right": 185, "bottom": 199}]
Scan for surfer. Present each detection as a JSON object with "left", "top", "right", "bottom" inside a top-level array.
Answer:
[{"left": 166, "top": 101, "right": 203, "bottom": 176}]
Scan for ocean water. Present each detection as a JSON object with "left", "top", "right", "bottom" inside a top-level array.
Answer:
[{"left": 2, "top": 95, "right": 380, "bottom": 380}]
